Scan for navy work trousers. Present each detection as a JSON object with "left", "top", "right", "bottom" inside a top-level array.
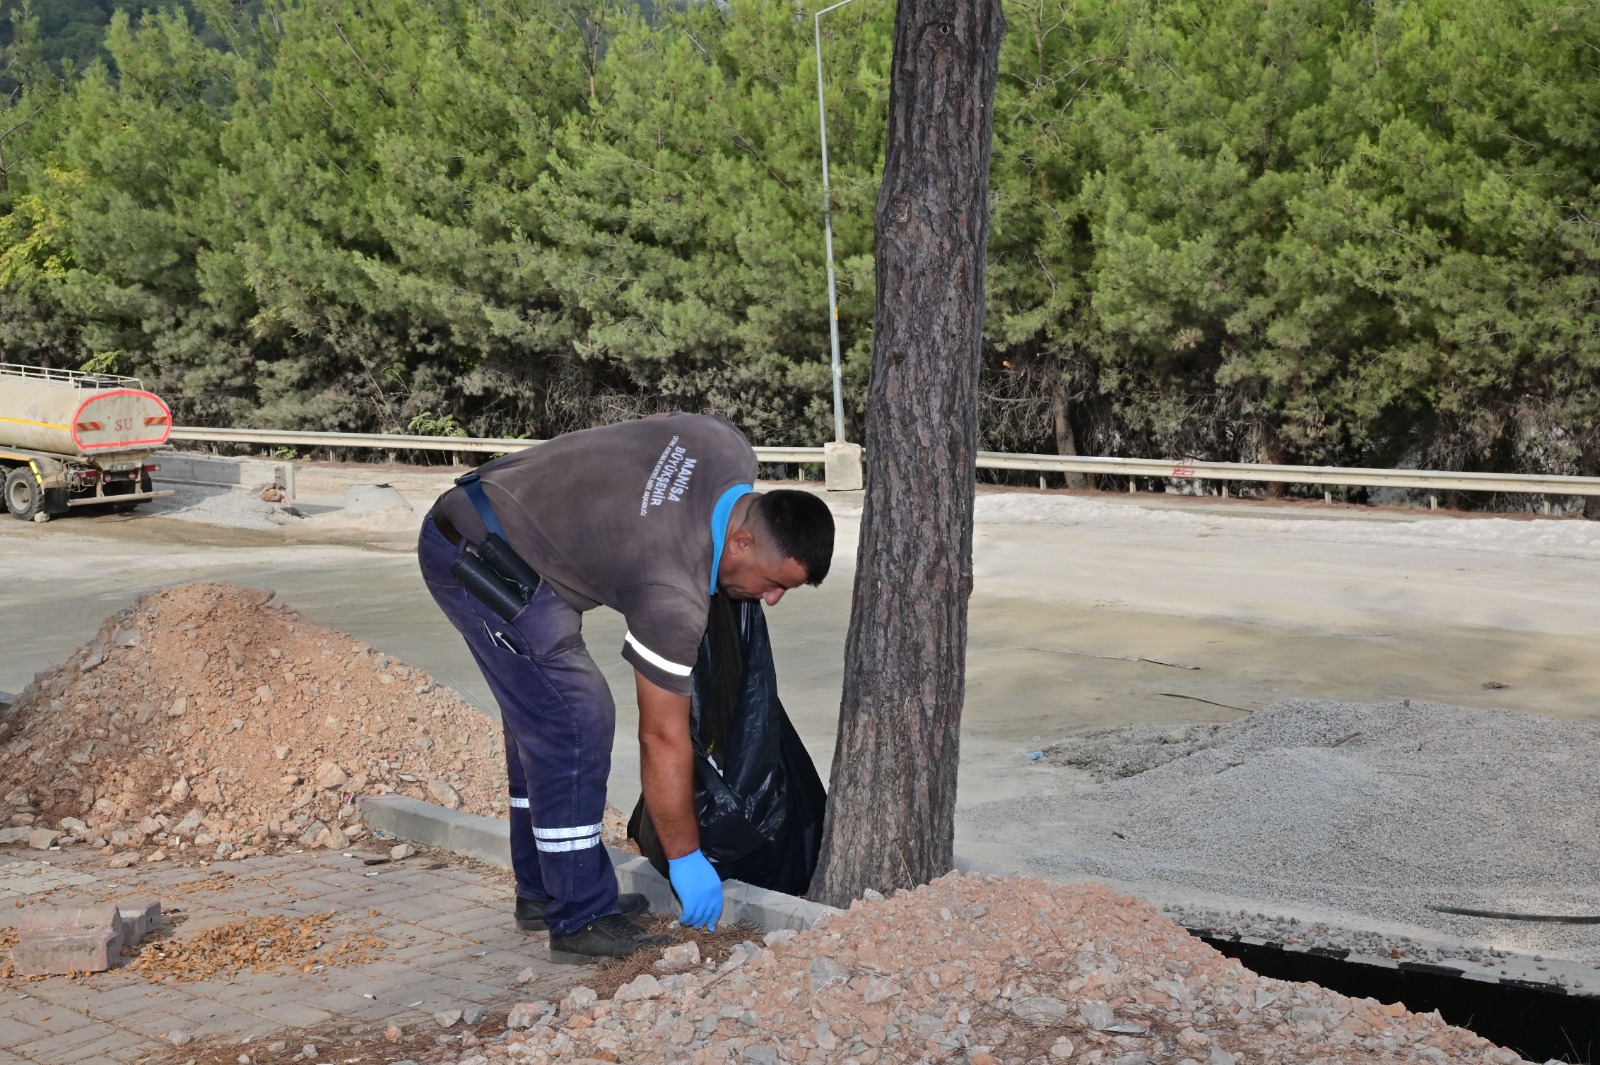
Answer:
[{"left": 417, "top": 515, "right": 622, "bottom": 937}]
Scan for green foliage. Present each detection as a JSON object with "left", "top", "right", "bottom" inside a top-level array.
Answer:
[
  {"left": 534, "top": 0, "right": 889, "bottom": 442},
  {"left": 78, "top": 348, "right": 123, "bottom": 374},
  {"left": 407, "top": 410, "right": 468, "bottom": 438},
  {"left": 985, "top": 0, "right": 1599, "bottom": 487},
  {"left": 0, "top": 0, "right": 1595, "bottom": 502}
]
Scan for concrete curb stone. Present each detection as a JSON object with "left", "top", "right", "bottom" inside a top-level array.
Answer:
[
  {"left": 9, "top": 901, "right": 160, "bottom": 976},
  {"left": 116, "top": 899, "right": 162, "bottom": 950},
  {"left": 360, "top": 794, "right": 841, "bottom": 933},
  {"left": 10, "top": 899, "right": 162, "bottom": 976}
]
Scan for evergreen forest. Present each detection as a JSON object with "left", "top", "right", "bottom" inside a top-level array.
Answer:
[{"left": 0, "top": 0, "right": 1596, "bottom": 498}]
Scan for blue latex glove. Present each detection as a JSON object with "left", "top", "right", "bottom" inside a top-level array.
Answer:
[{"left": 668, "top": 849, "right": 723, "bottom": 930}]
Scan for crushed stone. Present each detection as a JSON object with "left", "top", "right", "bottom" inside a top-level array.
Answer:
[
  {"left": 415, "top": 873, "right": 1535, "bottom": 1065},
  {"left": 143, "top": 483, "right": 304, "bottom": 530}
]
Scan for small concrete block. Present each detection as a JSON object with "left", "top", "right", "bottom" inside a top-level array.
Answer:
[
  {"left": 823, "top": 441, "right": 863, "bottom": 491},
  {"left": 117, "top": 900, "right": 162, "bottom": 948},
  {"left": 13, "top": 903, "right": 126, "bottom": 975},
  {"left": 11, "top": 930, "right": 123, "bottom": 975},
  {"left": 17, "top": 902, "right": 122, "bottom": 939},
  {"left": 157, "top": 453, "right": 290, "bottom": 495}
]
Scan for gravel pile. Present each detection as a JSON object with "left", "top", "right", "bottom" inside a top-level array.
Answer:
[
  {"left": 414, "top": 873, "right": 1533, "bottom": 1065},
  {"left": 0, "top": 581, "right": 508, "bottom": 861},
  {"left": 144, "top": 483, "right": 304, "bottom": 531},
  {"left": 1012, "top": 700, "right": 1600, "bottom": 965}
]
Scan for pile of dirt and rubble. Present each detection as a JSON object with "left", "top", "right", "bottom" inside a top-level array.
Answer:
[
  {"left": 0, "top": 581, "right": 509, "bottom": 861},
  {"left": 410, "top": 873, "right": 1532, "bottom": 1065}
]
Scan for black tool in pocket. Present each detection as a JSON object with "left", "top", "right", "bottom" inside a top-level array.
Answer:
[
  {"left": 448, "top": 533, "right": 543, "bottom": 622},
  {"left": 478, "top": 533, "right": 542, "bottom": 601},
  {"left": 450, "top": 550, "right": 527, "bottom": 621}
]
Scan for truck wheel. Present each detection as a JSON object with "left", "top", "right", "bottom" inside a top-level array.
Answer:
[{"left": 5, "top": 468, "right": 43, "bottom": 521}]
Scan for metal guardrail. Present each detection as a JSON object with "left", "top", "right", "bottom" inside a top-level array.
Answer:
[
  {"left": 169, "top": 425, "right": 534, "bottom": 455},
  {"left": 977, "top": 452, "right": 1600, "bottom": 497},
  {"left": 169, "top": 426, "right": 828, "bottom": 466},
  {"left": 167, "top": 426, "right": 1600, "bottom": 498}
]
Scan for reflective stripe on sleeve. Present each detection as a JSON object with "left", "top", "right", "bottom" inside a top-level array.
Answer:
[
  {"left": 624, "top": 632, "right": 693, "bottom": 677},
  {"left": 509, "top": 797, "right": 529, "bottom": 809}
]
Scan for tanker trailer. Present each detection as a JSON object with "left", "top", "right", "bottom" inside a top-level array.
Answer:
[{"left": 0, "top": 363, "right": 174, "bottom": 521}]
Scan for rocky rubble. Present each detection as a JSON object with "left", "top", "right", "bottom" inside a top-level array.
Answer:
[
  {"left": 416, "top": 874, "right": 1534, "bottom": 1065},
  {"left": 0, "top": 581, "right": 507, "bottom": 862}
]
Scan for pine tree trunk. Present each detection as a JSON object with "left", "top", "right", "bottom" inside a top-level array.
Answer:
[
  {"left": 583, "top": 358, "right": 602, "bottom": 430},
  {"left": 1582, "top": 433, "right": 1600, "bottom": 521},
  {"left": 1260, "top": 427, "right": 1288, "bottom": 499},
  {"left": 1050, "top": 360, "right": 1088, "bottom": 489},
  {"left": 808, "top": 0, "right": 1005, "bottom": 907}
]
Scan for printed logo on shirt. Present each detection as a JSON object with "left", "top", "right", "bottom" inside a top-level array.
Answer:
[{"left": 639, "top": 435, "right": 699, "bottom": 516}]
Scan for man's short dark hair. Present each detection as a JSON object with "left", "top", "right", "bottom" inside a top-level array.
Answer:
[{"left": 751, "top": 489, "right": 834, "bottom": 585}]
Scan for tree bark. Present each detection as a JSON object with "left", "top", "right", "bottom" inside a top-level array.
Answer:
[
  {"left": 808, "top": 0, "right": 1005, "bottom": 907},
  {"left": 1050, "top": 358, "right": 1088, "bottom": 489},
  {"left": 1260, "top": 425, "right": 1288, "bottom": 499},
  {"left": 1582, "top": 432, "right": 1600, "bottom": 521}
]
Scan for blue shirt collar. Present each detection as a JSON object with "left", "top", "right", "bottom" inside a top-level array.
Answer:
[{"left": 709, "top": 484, "right": 755, "bottom": 595}]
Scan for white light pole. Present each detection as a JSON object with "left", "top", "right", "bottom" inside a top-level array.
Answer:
[{"left": 814, "top": 0, "right": 860, "bottom": 444}]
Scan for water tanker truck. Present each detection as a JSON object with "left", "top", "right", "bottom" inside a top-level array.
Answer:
[{"left": 0, "top": 363, "right": 174, "bottom": 521}]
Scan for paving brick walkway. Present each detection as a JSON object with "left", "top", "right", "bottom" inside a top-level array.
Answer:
[{"left": 0, "top": 845, "right": 586, "bottom": 1065}]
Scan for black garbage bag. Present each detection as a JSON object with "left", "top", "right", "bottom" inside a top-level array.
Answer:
[{"left": 627, "top": 592, "right": 827, "bottom": 896}]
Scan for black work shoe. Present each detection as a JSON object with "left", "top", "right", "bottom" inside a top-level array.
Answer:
[
  {"left": 515, "top": 892, "right": 649, "bottom": 933},
  {"left": 549, "top": 913, "right": 672, "bottom": 965}
]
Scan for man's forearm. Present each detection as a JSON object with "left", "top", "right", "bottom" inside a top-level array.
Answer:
[{"left": 635, "top": 674, "right": 701, "bottom": 859}]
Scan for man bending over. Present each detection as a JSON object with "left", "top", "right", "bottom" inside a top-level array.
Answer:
[{"left": 417, "top": 413, "right": 834, "bottom": 963}]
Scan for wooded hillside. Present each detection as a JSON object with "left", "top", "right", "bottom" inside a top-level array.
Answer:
[{"left": 1, "top": 0, "right": 1596, "bottom": 504}]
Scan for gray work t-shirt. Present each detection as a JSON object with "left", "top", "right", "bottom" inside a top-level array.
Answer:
[{"left": 439, "top": 414, "right": 757, "bottom": 695}]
